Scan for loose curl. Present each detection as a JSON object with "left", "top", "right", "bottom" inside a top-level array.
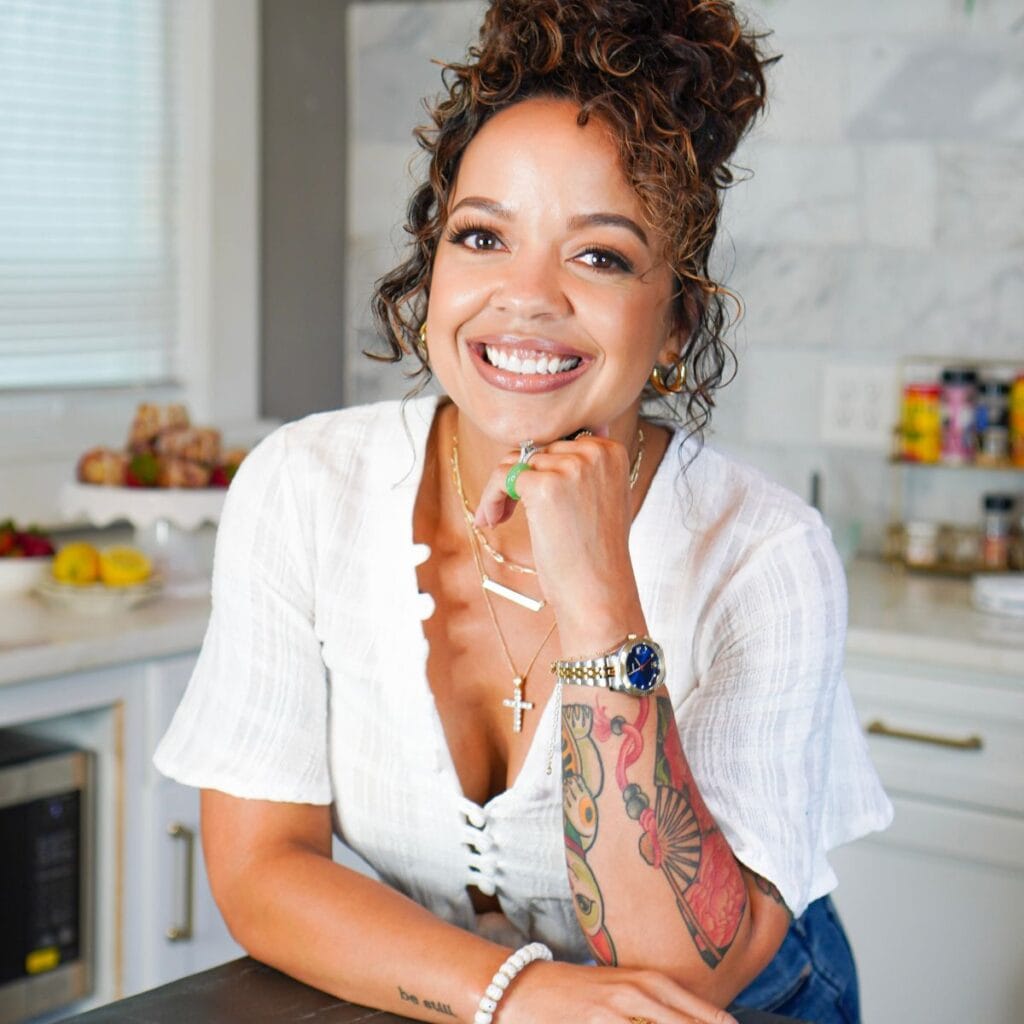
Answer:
[{"left": 371, "top": 0, "right": 775, "bottom": 439}]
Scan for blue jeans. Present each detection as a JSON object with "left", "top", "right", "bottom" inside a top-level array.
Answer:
[{"left": 730, "top": 896, "right": 860, "bottom": 1024}]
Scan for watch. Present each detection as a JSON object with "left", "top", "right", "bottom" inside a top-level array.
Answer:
[{"left": 552, "top": 634, "right": 666, "bottom": 696}]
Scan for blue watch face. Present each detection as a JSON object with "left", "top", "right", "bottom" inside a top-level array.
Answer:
[{"left": 625, "top": 642, "right": 661, "bottom": 692}]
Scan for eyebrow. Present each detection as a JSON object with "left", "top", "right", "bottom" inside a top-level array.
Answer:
[{"left": 449, "top": 197, "right": 650, "bottom": 247}]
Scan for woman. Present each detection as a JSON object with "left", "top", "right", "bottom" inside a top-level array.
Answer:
[{"left": 155, "top": 2, "right": 891, "bottom": 1022}]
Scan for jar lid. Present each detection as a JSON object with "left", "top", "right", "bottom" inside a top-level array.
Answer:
[
  {"left": 983, "top": 493, "right": 1016, "bottom": 512},
  {"left": 941, "top": 367, "right": 978, "bottom": 384}
]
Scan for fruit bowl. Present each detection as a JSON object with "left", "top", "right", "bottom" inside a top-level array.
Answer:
[
  {"left": 34, "top": 577, "right": 164, "bottom": 616},
  {"left": 0, "top": 556, "right": 54, "bottom": 595}
]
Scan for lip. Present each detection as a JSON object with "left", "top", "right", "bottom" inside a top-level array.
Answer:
[{"left": 466, "top": 337, "right": 592, "bottom": 393}]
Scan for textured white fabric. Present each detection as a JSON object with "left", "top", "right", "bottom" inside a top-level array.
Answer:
[{"left": 154, "top": 395, "right": 892, "bottom": 958}]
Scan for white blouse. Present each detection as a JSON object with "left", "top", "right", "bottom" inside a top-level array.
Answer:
[{"left": 154, "top": 396, "right": 892, "bottom": 962}]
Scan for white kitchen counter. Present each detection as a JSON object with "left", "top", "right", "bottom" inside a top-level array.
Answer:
[
  {"left": 845, "top": 558, "right": 1023, "bottom": 679},
  {"left": 0, "top": 558, "right": 1020, "bottom": 690},
  {"left": 0, "top": 587, "right": 210, "bottom": 688}
]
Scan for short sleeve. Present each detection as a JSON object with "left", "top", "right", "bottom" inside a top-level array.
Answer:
[
  {"left": 681, "top": 521, "right": 862, "bottom": 918},
  {"left": 153, "top": 426, "right": 331, "bottom": 803}
]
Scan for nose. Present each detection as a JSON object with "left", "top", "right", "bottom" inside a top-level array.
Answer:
[{"left": 490, "top": 248, "right": 571, "bottom": 320}]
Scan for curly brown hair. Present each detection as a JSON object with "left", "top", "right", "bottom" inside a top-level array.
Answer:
[{"left": 371, "top": 0, "right": 775, "bottom": 436}]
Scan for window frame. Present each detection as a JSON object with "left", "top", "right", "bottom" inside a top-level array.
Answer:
[{"left": 0, "top": 0, "right": 263, "bottom": 528}]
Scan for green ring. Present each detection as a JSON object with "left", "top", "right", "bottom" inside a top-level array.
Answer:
[{"left": 504, "top": 462, "right": 532, "bottom": 501}]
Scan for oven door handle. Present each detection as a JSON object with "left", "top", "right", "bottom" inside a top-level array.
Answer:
[{"left": 166, "top": 822, "right": 195, "bottom": 941}]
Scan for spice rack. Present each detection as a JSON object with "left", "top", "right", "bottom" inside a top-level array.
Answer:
[{"left": 887, "top": 357, "right": 1024, "bottom": 575}]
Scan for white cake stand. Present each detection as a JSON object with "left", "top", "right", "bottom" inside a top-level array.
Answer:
[{"left": 60, "top": 483, "right": 227, "bottom": 596}]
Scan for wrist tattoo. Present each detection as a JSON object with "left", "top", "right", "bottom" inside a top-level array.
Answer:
[{"left": 397, "top": 985, "right": 456, "bottom": 1017}]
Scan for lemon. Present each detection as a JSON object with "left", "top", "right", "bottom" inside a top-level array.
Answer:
[
  {"left": 52, "top": 542, "right": 101, "bottom": 586},
  {"left": 99, "top": 546, "right": 152, "bottom": 587}
]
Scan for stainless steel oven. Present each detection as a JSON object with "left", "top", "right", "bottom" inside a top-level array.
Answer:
[{"left": 0, "top": 731, "right": 94, "bottom": 1024}]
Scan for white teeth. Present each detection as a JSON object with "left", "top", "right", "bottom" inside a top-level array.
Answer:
[{"left": 484, "top": 346, "right": 581, "bottom": 375}]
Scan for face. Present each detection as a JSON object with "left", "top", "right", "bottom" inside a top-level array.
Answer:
[{"left": 426, "top": 97, "right": 682, "bottom": 448}]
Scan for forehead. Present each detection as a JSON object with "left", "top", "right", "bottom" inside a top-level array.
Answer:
[{"left": 450, "top": 97, "right": 646, "bottom": 220}]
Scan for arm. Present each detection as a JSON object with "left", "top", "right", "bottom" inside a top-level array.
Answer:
[
  {"left": 201, "top": 790, "right": 737, "bottom": 1024},
  {"left": 558, "top": 690, "right": 790, "bottom": 1006},
  {"left": 476, "top": 434, "right": 791, "bottom": 1006}
]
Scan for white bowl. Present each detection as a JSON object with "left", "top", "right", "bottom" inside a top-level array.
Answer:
[
  {"left": 34, "top": 577, "right": 164, "bottom": 616},
  {"left": 0, "top": 556, "right": 54, "bottom": 594}
]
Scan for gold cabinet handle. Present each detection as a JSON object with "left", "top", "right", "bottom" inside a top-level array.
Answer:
[
  {"left": 866, "top": 719, "right": 984, "bottom": 751},
  {"left": 166, "top": 822, "right": 195, "bottom": 941}
]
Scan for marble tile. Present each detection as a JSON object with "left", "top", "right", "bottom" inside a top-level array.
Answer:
[
  {"left": 348, "top": 1, "right": 484, "bottom": 146},
  {"left": 741, "top": 0, "right": 962, "bottom": 36},
  {"left": 845, "top": 37, "right": 1024, "bottom": 141},
  {"left": 861, "top": 143, "right": 938, "bottom": 247},
  {"left": 938, "top": 143, "right": 1024, "bottom": 247},
  {"left": 838, "top": 247, "right": 1024, "bottom": 355},
  {"left": 723, "top": 142, "right": 861, "bottom": 245},
  {"left": 348, "top": 141, "right": 425, "bottom": 239},
  {"left": 723, "top": 345, "right": 830, "bottom": 445},
  {"left": 724, "top": 243, "right": 844, "bottom": 348},
  {"left": 755, "top": 36, "right": 844, "bottom": 143}
]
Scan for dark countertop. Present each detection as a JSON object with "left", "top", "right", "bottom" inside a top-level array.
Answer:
[{"left": 58, "top": 958, "right": 805, "bottom": 1024}]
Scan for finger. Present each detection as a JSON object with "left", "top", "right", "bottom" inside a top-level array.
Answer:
[
  {"left": 473, "top": 454, "right": 521, "bottom": 528},
  {"left": 653, "top": 986, "right": 737, "bottom": 1024}
]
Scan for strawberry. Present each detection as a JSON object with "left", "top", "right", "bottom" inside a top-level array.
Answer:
[
  {"left": 209, "top": 465, "right": 233, "bottom": 488},
  {"left": 17, "top": 530, "right": 55, "bottom": 557},
  {"left": 0, "top": 521, "right": 54, "bottom": 558}
]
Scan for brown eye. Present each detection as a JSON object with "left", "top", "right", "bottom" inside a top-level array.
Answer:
[
  {"left": 577, "top": 247, "right": 632, "bottom": 272},
  {"left": 445, "top": 224, "right": 504, "bottom": 252}
]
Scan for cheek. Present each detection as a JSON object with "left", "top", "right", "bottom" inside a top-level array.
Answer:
[{"left": 429, "top": 251, "right": 489, "bottom": 324}]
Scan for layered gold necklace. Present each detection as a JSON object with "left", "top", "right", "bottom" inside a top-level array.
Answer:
[
  {"left": 449, "top": 429, "right": 645, "bottom": 612},
  {"left": 448, "top": 429, "right": 645, "bottom": 733}
]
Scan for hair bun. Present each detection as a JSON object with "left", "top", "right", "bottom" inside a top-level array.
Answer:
[{"left": 470, "top": 0, "right": 772, "bottom": 182}]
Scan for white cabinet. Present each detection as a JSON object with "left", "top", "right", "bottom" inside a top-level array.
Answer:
[
  {"left": 135, "top": 655, "right": 242, "bottom": 990},
  {"left": 831, "top": 652, "right": 1024, "bottom": 1024}
]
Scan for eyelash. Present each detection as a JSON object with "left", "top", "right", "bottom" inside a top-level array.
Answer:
[
  {"left": 444, "top": 222, "right": 634, "bottom": 274},
  {"left": 444, "top": 222, "right": 502, "bottom": 251}
]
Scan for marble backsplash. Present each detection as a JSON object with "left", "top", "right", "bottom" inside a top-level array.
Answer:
[{"left": 343, "top": 0, "right": 1024, "bottom": 555}]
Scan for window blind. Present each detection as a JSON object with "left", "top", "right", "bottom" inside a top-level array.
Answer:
[{"left": 0, "top": 0, "right": 177, "bottom": 390}]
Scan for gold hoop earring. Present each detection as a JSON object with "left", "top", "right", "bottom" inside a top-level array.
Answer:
[
  {"left": 649, "top": 355, "right": 686, "bottom": 396},
  {"left": 415, "top": 322, "right": 428, "bottom": 360}
]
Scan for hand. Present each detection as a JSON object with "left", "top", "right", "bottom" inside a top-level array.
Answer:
[
  {"left": 500, "top": 959, "right": 738, "bottom": 1024},
  {"left": 473, "top": 431, "right": 645, "bottom": 651}
]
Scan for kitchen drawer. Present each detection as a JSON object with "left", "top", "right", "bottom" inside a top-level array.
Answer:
[{"left": 845, "top": 660, "right": 1024, "bottom": 816}]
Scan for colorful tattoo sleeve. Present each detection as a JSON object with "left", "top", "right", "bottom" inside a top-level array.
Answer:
[{"left": 561, "top": 696, "right": 747, "bottom": 969}]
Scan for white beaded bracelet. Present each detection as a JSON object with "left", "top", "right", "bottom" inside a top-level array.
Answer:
[{"left": 473, "top": 942, "right": 553, "bottom": 1024}]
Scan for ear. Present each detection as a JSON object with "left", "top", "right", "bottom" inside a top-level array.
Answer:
[{"left": 658, "top": 280, "right": 700, "bottom": 365}]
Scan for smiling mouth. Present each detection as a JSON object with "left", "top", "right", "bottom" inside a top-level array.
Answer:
[{"left": 483, "top": 346, "right": 582, "bottom": 376}]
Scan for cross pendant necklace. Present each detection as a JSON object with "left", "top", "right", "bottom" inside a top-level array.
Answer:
[
  {"left": 456, "top": 472, "right": 557, "bottom": 732},
  {"left": 502, "top": 676, "right": 534, "bottom": 733}
]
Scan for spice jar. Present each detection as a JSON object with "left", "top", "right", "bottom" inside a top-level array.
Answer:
[
  {"left": 904, "top": 520, "right": 941, "bottom": 568},
  {"left": 900, "top": 382, "right": 942, "bottom": 463},
  {"left": 975, "top": 377, "right": 1011, "bottom": 466},
  {"left": 940, "top": 367, "right": 977, "bottom": 464},
  {"left": 1011, "top": 374, "right": 1024, "bottom": 468},
  {"left": 981, "top": 493, "right": 1015, "bottom": 570}
]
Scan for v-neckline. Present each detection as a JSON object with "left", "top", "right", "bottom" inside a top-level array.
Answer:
[{"left": 399, "top": 396, "right": 678, "bottom": 814}]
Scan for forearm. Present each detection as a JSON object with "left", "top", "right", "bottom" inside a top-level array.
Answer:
[
  {"left": 212, "top": 841, "right": 508, "bottom": 1023},
  {"left": 561, "top": 687, "right": 775, "bottom": 1005}
]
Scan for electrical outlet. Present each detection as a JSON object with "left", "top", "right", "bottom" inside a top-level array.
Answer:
[{"left": 820, "top": 364, "right": 899, "bottom": 449}]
